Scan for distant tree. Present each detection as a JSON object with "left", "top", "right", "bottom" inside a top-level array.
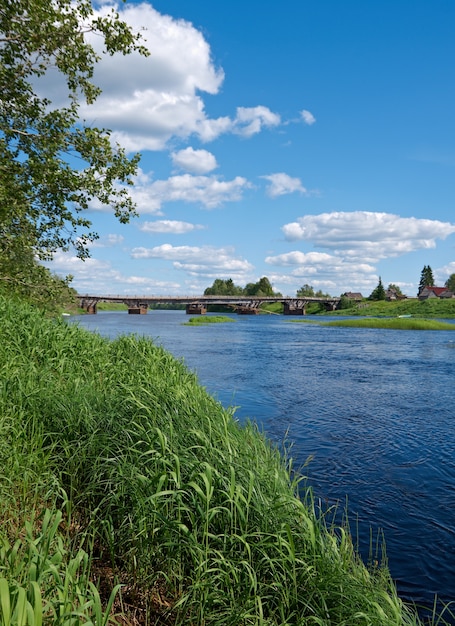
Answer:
[
  {"left": 243, "top": 277, "right": 272, "bottom": 296},
  {"left": 418, "top": 265, "right": 435, "bottom": 294},
  {"left": 445, "top": 273, "right": 455, "bottom": 292},
  {"left": 387, "top": 283, "right": 403, "bottom": 296},
  {"left": 369, "top": 277, "right": 386, "bottom": 301},
  {"left": 296, "top": 284, "right": 332, "bottom": 298},
  {"left": 338, "top": 294, "right": 355, "bottom": 310},
  {"left": 204, "top": 278, "right": 243, "bottom": 296},
  {"left": 297, "top": 284, "right": 315, "bottom": 297}
]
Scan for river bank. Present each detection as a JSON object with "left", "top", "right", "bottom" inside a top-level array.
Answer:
[{"left": 1, "top": 295, "right": 445, "bottom": 624}]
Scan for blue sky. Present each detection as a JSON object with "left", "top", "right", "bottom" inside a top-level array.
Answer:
[{"left": 47, "top": 0, "right": 455, "bottom": 297}]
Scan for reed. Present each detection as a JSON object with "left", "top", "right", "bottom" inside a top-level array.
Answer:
[
  {"left": 184, "top": 315, "right": 235, "bottom": 325},
  {"left": 316, "top": 318, "right": 455, "bottom": 330},
  {"left": 0, "top": 295, "right": 450, "bottom": 625}
]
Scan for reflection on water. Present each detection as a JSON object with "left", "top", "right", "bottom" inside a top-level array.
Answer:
[{"left": 71, "top": 310, "right": 455, "bottom": 616}]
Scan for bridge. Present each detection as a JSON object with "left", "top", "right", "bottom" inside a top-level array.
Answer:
[{"left": 77, "top": 294, "right": 341, "bottom": 315}]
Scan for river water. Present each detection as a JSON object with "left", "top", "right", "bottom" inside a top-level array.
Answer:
[{"left": 71, "top": 310, "right": 455, "bottom": 617}]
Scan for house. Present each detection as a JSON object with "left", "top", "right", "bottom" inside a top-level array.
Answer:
[
  {"left": 386, "top": 288, "right": 407, "bottom": 301},
  {"left": 418, "top": 286, "right": 454, "bottom": 300},
  {"left": 342, "top": 292, "right": 363, "bottom": 301}
]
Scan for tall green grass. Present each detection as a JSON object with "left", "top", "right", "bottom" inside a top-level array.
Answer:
[
  {"left": 184, "top": 315, "right": 235, "bottom": 325},
  {"left": 292, "top": 318, "right": 455, "bottom": 330},
  {"left": 1, "top": 295, "right": 451, "bottom": 625}
]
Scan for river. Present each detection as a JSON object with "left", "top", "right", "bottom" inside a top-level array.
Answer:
[{"left": 70, "top": 310, "right": 455, "bottom": 618}]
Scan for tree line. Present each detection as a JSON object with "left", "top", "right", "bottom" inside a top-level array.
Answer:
[{"left": 205, "top": 267, "right": 455, "bottom": 304}]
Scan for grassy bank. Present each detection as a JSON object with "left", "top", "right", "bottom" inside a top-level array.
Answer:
[
  {"left": 330, "top": 298, "right": 455, "bottom": 318},
  {"left": 292, "top": 318, "right": 455, "bottom": 331},
  {"left": 1, "top": 296, "right": 448, "bottom": 625}
]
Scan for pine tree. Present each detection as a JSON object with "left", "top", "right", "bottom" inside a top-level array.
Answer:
[
  {"left": 418, "top": 266, "right": 435, "bottom": 294},
  {"left": 369, "top": 277, "right": 386, "bottom": 301}
]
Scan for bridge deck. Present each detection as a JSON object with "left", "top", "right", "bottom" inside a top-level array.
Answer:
[{"left": 77, "top": 294, "right": 341, "bottom": 305}]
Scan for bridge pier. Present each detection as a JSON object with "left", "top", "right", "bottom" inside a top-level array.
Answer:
[
  {"left": 128, "top": 306, "right": 148, "bottom": 314},
  {"left": 186, "top": 303, "right": 207, "bottom": 315},
  {"left": 283, "top": 302, "right": 305, "bottom": 315},
  {"left": 79, "top": 299, "right": 98, "bottom": 314}
]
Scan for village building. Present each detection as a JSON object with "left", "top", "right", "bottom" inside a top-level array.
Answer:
[
  {"left": 342, "top": 292, "right": 363, "bottom": 301},
  {"left": 385, "top": 288, "right": 407, "bottom": 301},
  {"left": 418, "top": 286, "right": 454, "bottom": 300}
]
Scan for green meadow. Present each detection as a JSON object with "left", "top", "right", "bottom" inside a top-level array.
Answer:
[{"left": 1, "top": 295, "right": 452, "bottom": 625}]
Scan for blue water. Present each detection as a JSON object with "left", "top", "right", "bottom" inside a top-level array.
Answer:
[{"left": 71, "top": 310, "right": 455, "bottom": 617}]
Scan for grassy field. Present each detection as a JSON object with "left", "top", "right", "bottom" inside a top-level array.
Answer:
[
  {"left": 1, "top": 295, "right": 453, "bottom": 625},
  {"left": 331, "top": 298, "right": 455, "bottom": 318}
]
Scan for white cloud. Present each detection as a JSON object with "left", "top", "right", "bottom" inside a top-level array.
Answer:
[
  {"left": 436, "top": 261, "right": 455, "bottom": 285},
  {"left": 281, "top": 212, "right": 455, "bottom": 262},
  {"left": 47, "top": 251, "right": 181, "bottom": 294},
  {"left": 301, "top": 109, "right": 316, "bottom": 125},
  {"left": 232, "top": 106, "right": 281, "bottom": 138},
  {"left": 130, "top": 243, "right": 253, "bottom": 277},
  {"left": 54, "top": 4, "right": 283, "bottom": 151},
  {"left": 92, "top": 169, "right": 251, "bottom": 214},
  {"left": 265, "top": 250, "right": 375, "bottom": 283},
  {"left": 265, "top": 251, "right": 335, "bottom": 266},
  {"left": 144, "top": 174, "right": 251, "bottom": 210},
  {"left": 171, "top": 147, "right": 218, "bottom": 173},
  {"left": 140, "top": 220, "right": 205, "bottom": 234},
  {"left": 261, "top": 172, "right": 307, "bottom": 197}
]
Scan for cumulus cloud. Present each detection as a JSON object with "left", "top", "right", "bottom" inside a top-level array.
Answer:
[
  {"left": 140, "top": 220, "right": 205, "bottom": 234},
  {"left": 51, "top": 4, "right": 281, "bottom": 151},
  {"left": 92, "top": 169, "right": 251, "bottom": 214},
  {"left": 130, "top": 243, "right": 253, "bottom": 276},
  {"left": 171, "top": 147, "right": 218, "bottom": 173},
  {"left": 47, "top": 251, "right": 181, "bottom": 294},
  {"left": 281, "top": 212, "right": 455, "bottom": 262},
  {"left": 265, "top": 251, "right": 335, "bottom": 266},
  {"left": 261, "top": 173, "right": 307, "bottom": 197},
  {"left": 301, "top": 109, "right": 316, "bottom": 125},
  {"left": 232, "top": 106, "right": 281, "bottom": 137},
  {"left": 265, "top": 250, "right": 375, "bottom": 280},
  {"left": 145, "top": 174, "right": 251, "bottom": 210}
]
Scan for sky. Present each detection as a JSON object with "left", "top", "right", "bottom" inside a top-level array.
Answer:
[{"left": 47, "top": 0, "right": 455, "bottom": 297}]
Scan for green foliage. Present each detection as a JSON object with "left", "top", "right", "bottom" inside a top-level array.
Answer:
[
  {"left": 245, "top": 276, "right": 277, "bottom": 296},
  {"left": 338, "top": 294, "right": 356, "bottom": 310},
  {"left": 297, "top": 284, "right": 332, "bottom": 298},
  {"left": 369, "top": 276, "right": 386, "bottom": 301},
  {"left": 0, "top": 0, "right": 148, "bottom": 302},
  {"left": 204, "top": 276, "right": 281, "bottom": 297},
  {"left": 184, "top": 315, "right": 235, "bottom": 325},
  {"left": 445, "top": 273, "right": 455, "bottom": 292},
  {"left": 0, "top": 294, "right": 439, "bottom": 625},
  {"left": 204, "top": 278, "right": 244, "bottom": 296},
  {"left": 297, "top": 283, "right": 315, "bottom": 297},
  {"left": 418, "top": 265, "right": 435, "bottom": 294},
  {"left": 387, "top": 283, "right": 404, "bottom": 296},
  {"left": 0, "top": 237, "right": 77, "bottom": 312},
  {"left": 0, "top": 510, "right": 120, "bottom": 625}
]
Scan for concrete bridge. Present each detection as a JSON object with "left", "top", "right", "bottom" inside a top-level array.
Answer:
[{"left": 77, "top": 294, "right": 341, "bottom": 315}]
